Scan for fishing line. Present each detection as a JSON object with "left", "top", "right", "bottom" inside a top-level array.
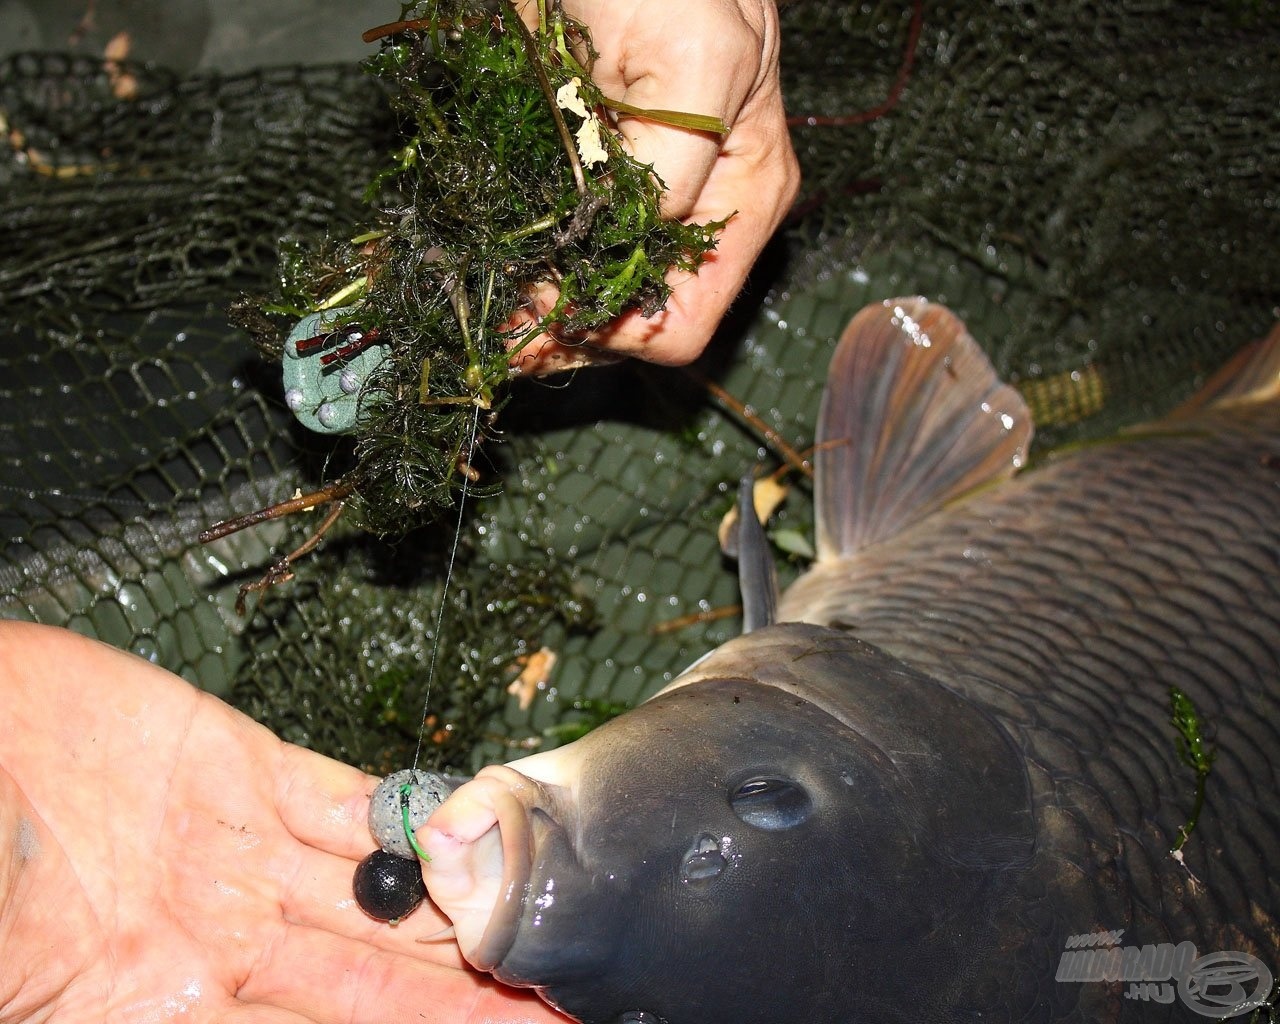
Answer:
[
  {"left": 0, "top": 482, "right": 167, "bottom": 510},
  {"left": 411, "top": 400, "right": 482, "bottom": 771}
]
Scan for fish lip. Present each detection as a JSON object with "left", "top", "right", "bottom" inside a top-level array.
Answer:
[{"left": 465, "top": 765, "right": 537, "bottom": 973}]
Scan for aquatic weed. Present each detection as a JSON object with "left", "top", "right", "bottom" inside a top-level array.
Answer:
[{"left": 234, "top": 0, "right": 726, "bottom": 539}]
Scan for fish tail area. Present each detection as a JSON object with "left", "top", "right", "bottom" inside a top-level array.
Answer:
[
  {"left": 815, "top": 297, "right": 1033, "bottom": 561},
  {"left": 1165, "top": 319, "right": 1280, "bottom": 419}
]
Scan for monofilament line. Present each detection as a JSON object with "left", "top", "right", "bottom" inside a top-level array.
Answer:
[{"left": 412, "top": 401, "right": 483, "bottom": 771}]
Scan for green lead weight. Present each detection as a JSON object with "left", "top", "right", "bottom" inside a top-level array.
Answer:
[{"left": 282, "top": 306, "right": 388, "bottom": 435}]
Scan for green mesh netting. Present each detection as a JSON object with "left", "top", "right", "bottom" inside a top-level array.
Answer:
[{"left": 2, "top": 2, "right": 1277, "bottom": 773}]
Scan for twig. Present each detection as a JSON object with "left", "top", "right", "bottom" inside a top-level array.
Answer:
[
  {"left": 690, "top": 371, "right": 813, "bottom": 478},
  {"left": 362, "top": 14, "right": 486, "bottom": 44},
  {"left": 234, "top": 499, "right": 347, "bottom": 615},
  {"left": 506, "top": 1, "right": 587, "bottom": 195},
  {"left": 650, "top": 604, "right": 742, "bottom": 636},
  {"left": 198, "top": 480, "right": 354, "bottom": 544}
]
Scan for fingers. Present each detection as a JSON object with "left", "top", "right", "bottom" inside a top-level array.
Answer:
[
  {"left": 273, "top": 835, "right": 467, "bottom": 966},
  {"left": 511, "top": 106, "right": 798, "bottom": 369},
  {"left": 271, "top": 740, "right": 379, "bottom": 860},
  {"left": 506, "top": 0, "right": 798, "bottom": 370},
  {"left": 267, "top": 742, "right": 479, "bottom": 968},
  {"left": 239, "top": 923, "right": 567, "bottom": 1024},
  {"left": 573, "top": 0, "right": 769, "bottom": 217},
  {"left": 592, "top": 122, "right": 798, "bottom": 365}
]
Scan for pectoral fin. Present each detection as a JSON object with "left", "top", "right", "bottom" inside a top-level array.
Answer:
[
  {"left": 735, "top": 476, "right": 779, "bottom": 632},
  {"left": 815, "top": 297, "right": 1032, "bottom": 560}
]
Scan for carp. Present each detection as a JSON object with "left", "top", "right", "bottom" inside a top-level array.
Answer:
[{"left": 420, "top": 298, "right": 1279, "bottom": 1023}]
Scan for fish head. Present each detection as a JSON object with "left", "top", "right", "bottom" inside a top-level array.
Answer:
[{"left": 422, "top": 623, "right": 1034, "bottom": 1024}]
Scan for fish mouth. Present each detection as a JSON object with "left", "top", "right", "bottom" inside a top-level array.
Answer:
[{"left": 420, "top": 764, "right": 540, "bottom": 972}]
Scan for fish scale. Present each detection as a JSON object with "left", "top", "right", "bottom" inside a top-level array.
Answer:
[{"left": 784, "top": 404, "right": 1280, "bottom": 985}]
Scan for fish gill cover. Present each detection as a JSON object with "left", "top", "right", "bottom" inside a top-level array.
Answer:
[{"left": 0, "top": 0, "right": 1277, "bottom": 772}]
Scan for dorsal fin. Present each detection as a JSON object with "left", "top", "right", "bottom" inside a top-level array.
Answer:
[
  {"left": 1164, "top": 320, "right": 1280, "bottom": 420},
  {"left": 815, "top": 297, "right": 1032, "bottom": 561}
]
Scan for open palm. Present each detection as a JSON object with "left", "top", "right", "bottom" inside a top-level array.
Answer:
[{"left": 0, "top": 622, "right": 564, "bottom": 1024}]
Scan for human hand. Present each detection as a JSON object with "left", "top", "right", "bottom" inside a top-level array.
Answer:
[
  {"left": 509, "top": 0, "right": 799, "bottom": 373},
  {"left": 0, "top": 622, "right": 565, "bottom": 1024}
]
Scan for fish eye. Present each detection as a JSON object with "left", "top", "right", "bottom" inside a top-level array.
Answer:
[{"left": 729, "top": 776, "right": 812, "bottom": 830}]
